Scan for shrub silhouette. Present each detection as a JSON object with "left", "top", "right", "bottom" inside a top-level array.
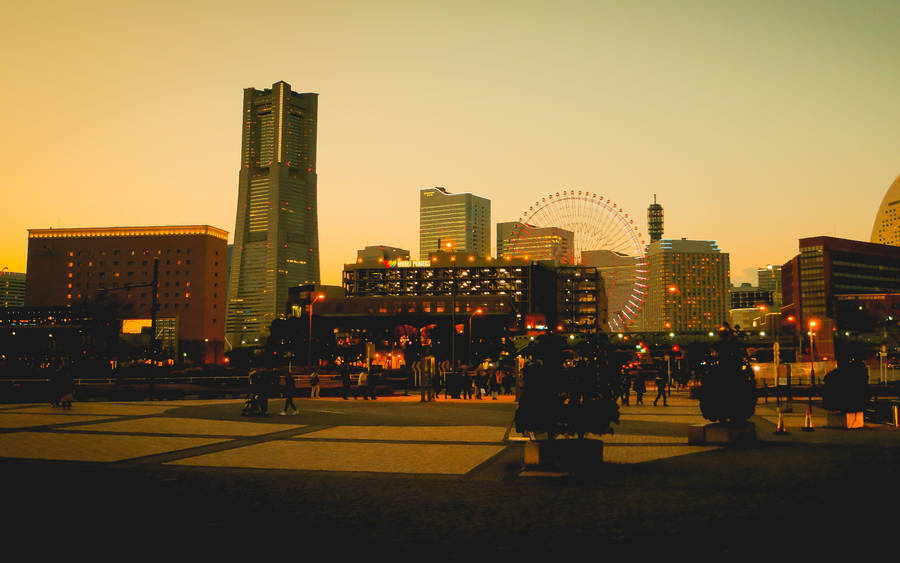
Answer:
[
  {"left": 822, "top": 350, "right": 869, "bottom": 413},
  {"left": 698, "top": 325, "right": 757, "bottom": 424},
  {"left": 514, "top": 334, "right": 619, "bottom": 439}
]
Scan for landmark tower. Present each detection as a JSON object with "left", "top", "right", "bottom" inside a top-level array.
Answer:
[{"left": 226, "top": 81, "right": 319, "bottom": 347}]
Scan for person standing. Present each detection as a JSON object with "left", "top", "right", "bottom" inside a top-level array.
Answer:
[
  {"left": 462, "top": 367, "right": 473, "bottom": 400},
  {"left": 356, "top": 369, "right": 367, "bottom": 400},
  {"left": 367, "top": 367, "right": 378, "bottom": 400},
  {"left": 280, "top": 373, "right": 297, "bottom": 415},
  {"left": 310, "top": 370, "right": 321, "bottom": 399},
  {"left": 340, "top": 361, "right": 351, "bottom": 400},
  {"left": 420, "top": 357, "right": 431, "bottom": 402}
]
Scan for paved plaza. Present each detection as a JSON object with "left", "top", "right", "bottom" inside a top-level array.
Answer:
[{"left": 2, "top": 391, "right": 898, "bottom": 556}]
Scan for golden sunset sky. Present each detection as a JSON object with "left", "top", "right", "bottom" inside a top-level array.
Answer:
[{"left": 2, "top": 0, "right": 898, "bottom": 285}]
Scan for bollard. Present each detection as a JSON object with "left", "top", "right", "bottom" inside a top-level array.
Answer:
[{"left": 894, "top": 403, "right": 899, "bottom": 428}]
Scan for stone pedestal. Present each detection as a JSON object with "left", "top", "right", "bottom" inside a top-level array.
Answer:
[
  {"left": 523, "top": 439, "right": 604, "bottom": 470},
  {"left": 689, "top": 422, "right": 756, "bottom": 445},
  {"left": 826, "top": 411, "right": 864, "bottom": 429},
  {"left": 687, "top": 424, "right": 706, "bottom": 445}
]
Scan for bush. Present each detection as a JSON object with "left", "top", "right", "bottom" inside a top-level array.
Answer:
[
  {"left": 514, "top": 334, "right": 619, "bottom": 439},
  {"left": 698, "top": 326, "right": 756, "bottom": 424},
  {"left": 823, "top": 358, "right": 869, "bottom": 413}
]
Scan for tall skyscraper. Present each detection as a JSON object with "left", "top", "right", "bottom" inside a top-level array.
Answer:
[
  {"left": 871, "top": 173, "right": 900, "bottom": 246},
  {"left": 497, "top": 222, "right": 574, "bottom": 264},
  {"left": 419, "top": 187, "right": 490, "bottom": 258},
  {"left": 640, "top": 238, "right": 730, "bottom": 332},
  {"left": 757, "top": 264, "right": 782, "bottom": 310},
  {"left": 226, "top": 81, "right": 319, "bottom": 347}
]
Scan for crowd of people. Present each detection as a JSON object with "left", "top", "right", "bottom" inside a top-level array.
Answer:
[{"left": 414, "top": 358, "right": 517, "bottom": 402}]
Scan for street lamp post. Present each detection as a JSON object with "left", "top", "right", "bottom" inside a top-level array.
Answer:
[
  {"left": 759, "top": 305, "right": 780, "bottom": 407},
  {"left": 468, "top": 308, "right": 483, "bottom": 364},
  {"left": 808, "top": 319, "right": 817, "bottom": 408},
  {"left": 308, "top": 293, "right": 325, "bottom": 367}
]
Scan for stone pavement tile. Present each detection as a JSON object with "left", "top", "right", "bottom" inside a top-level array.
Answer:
[
  {"left": 0, "top": 432, "right": 225, "bottom": 462},
  {"left": 619, "top": 414, "right": 708, "bottom": 424},
  {"left": 0, "top": 413, "right": 114, "bottom": 429},
  {"left": 620, "top": 405, "right": 698, "bottom": 414},
  {"left": 604, "top": 444, "right": 720, "bottom": 464},
  {"left": 601, "top": 433, "right": 687, "bottom": 444},
  {"left": 9, "top": 403, "right": 175, "bottom": 416},
  {"left": 66, "top": 417, "right": 303, "bottom": 437},
  {"left": 760, "top": 414, "right": 827, "bottom": 428},
  {"left": 168, "top": 440, "right": 506, "bottom": 475},
  {"left": 296, "top": 425, "right": 507, "bottom": 443}
]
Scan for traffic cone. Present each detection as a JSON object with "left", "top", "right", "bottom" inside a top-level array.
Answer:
[
  {"left": 801, "top": 406, "right": 815, "bottom": 432},
  {"left": 773, "top": 409, "right": 788, "bottom": 435}
]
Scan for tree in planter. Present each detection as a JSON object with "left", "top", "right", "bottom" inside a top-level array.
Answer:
[
  {"left": 699, "top": 324, "right": 757, "bottom": 424},
  {"left": 823, "top": 347, "right": 869, "bottom": 414},
  {"left": 514, "top": 334, "right": 619, "bottom": 440}
]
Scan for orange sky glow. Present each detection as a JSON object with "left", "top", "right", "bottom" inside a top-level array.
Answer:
[{"left": 1, "top": 1, "right": 897, "bottom": 286}]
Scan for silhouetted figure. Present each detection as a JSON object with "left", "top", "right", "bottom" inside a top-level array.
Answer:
[
  {"left": 654, "top": 373, "right": 667, "bottom": 406},
  {"left": 633, "top": 374, "right": 646, "bottom": 405},
  {"left": 340, "top": 362, "right": 351, "bottom": 400},
  {"left": 280, "top": 374, "right": 297, "bottom": 415},
  {"left": 310, "top": 370, "right": 320, "bottom": 399},
  {"left": 367, "top": 367, "right": 378, "bottom": 400},
  {"left": 356, "top": 369, "right": 367, "bottom": 399}
]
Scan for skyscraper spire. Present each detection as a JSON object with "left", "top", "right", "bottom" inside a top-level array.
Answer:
[{"left": 648, "top": 195, "right": 664, "bottom": 242}]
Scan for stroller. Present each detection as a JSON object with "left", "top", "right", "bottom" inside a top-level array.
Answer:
[{"left": 241, "top": 392, "right": 266, "bottom": 416}]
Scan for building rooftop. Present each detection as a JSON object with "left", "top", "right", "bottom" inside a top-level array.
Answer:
[{"left": 28, "top": 226, "right": 229, "bottom": 241}]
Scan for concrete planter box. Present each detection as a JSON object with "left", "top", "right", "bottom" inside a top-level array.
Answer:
[
  {"left": 826, "top": 411, "right": 864, "bottom": 429},
  {"left": 688, "top": 422, "right": 756, "bottom": 445},
  {"left": 523, "top": 438, "right": 604, "bottom": 470}
]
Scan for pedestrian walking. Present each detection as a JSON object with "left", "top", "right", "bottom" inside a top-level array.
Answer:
[
  {"left": 634, "top": 373, "right": 645, "bottom": 405},
  {"left": 280, "top": 374, "right": 298, "bottom": 415},
  {"left": 653, "top": 372, "right": 667, "bottom": 406},
  {"left": 310, "top": 370, "right": 321, "bottom": 399},
  {"left": 621, "top": 372, "right": 632, "bottom": 406}
]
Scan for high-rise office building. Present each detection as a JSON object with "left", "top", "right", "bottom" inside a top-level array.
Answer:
[
  {"left": 496, "top": 222, "right": 574, "bottom": 264},
  {"left": 871, "top": 173, "right": 900, "bottom": 246},
  {"left": 419, "top": 187, "right": 490, "bottom": 258},
  {"left": 226, "top": 81, "right": 319, "bottom": 347},
  {"left": 782, "top": 236, "right": 900, "bottom": 360},
  {"left": 1, "top": 271, "right": 25, "bottom": 307},
  {"left": 640, "top": 239, "right": 730, "bottom": 332},
  {"left": 757, "top": 264, "right": 782, "bottom": 310}
]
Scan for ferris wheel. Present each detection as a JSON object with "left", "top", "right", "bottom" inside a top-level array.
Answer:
[{"left": 506, "top": 190, "right": 648, "bottom": 331}]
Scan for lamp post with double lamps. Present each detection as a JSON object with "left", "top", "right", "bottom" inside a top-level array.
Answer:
[
  {"left": 308, "top": 293, "right": 325, "bottom": 367},
  {"left": 468, "top": 308, "right": 483, "bottom": 364}
]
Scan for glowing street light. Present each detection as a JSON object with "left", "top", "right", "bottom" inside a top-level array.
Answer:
[{"left": 808, "top": 319, "right": 818, "bottom": 394}]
